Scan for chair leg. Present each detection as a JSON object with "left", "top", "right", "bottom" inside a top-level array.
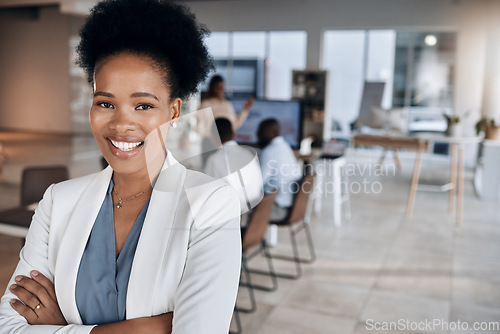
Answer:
[
  {"left": 236, "top": 259, "right": 257, "bottom": 313},
  {"left": 288, "top": 225, "right": 302, "bottom": 278},
  {"left": 342, "top": 173, "right": 352, "bottom": 221},
  {"left": 229, "top": 308, "right": 242, "bottom": 334},
  {"left": 263, "top": 226, "right": 302, "bottom": 279},
  {"left": 267, "top": 222, "right": 316, "bottom": 264},
  {"left": 303, "top": 222, "right": 316, "bottom": 262},
  {"left": 241, "top": 243, "right": 278, "bottom": 292}
]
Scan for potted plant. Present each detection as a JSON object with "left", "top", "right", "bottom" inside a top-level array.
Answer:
[
  {"left": 476, "top": 117, "right": 500, "bottom": 140},
  {"left": 442, "top": 110, "right": 474, "bottom": 137},
  {"left": 443, "top": 113, "right": 462, "bottom": 137}
]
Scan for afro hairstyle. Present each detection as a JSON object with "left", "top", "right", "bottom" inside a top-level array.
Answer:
[{"left": 76, "top": 0, "right": 214, "bottom": 100}]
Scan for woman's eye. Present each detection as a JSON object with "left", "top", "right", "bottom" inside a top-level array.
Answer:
[
  {"left": 136, "top": 104, "right": 153, "bottom": 110},
  {"left": 97, "top": 102, "right": 114, "bottom": 109}
]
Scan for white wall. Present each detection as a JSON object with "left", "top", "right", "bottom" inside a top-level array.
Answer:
[
  {"left": 0, "top": 6, "right": 71, "bottom": 133},
  {"left": 481, "top": 0, "right": 500, "bottom": 121}
]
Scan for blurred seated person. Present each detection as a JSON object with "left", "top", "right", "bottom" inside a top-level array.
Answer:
[
  {"left": 205, "top": 118, "right": 263, "bottom": 231},
  {"left": 204, "top": 118, "right": 255, "bottom": 178},
  {"left": 257, "top": 118, "right": 301, "bottom": 221}
]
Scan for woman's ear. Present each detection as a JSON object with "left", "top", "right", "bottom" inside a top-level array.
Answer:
[{"left": 170, "top": 98, "right": 182, "bottom": 120}]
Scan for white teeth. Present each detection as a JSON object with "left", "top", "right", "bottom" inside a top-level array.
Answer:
[{"left": 110, "top": 139, "right": 142, "bottom": 152}]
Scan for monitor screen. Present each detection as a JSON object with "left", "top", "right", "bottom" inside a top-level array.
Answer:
[{"left": 230, "top": 99, "right": 302, "bottom": 149}]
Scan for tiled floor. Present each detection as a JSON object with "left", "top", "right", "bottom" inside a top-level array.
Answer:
[{"left": 0, "top": 131, "right": 499, "bottom": 334}]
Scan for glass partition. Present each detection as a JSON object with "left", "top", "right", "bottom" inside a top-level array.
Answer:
[
  {"left": 322, "top": 29, "right": 456, "bottom": 135},
  {"left": 393, "top": 31, "right": 456, "bottom": 108}
]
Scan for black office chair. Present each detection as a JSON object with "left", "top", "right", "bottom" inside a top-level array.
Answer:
[{"left": 0, "top": 166, "right": 69, "bottom": 239}]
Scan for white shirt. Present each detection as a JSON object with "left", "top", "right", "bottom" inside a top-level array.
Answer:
[
  {"left": 205, "top": 141, "right": 263, "bottom": 219},
  {"left": 205, "top": 141, "right": 251, "bottom": 178},
  {"left": 259, "top": 136, "right": 301, "bottom": 207}
]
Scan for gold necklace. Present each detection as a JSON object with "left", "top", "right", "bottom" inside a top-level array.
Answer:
[{"left": 113, "top": 187, "right": 148, "bottom": 209}]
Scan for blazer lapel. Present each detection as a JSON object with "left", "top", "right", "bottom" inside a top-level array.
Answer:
[
  {"left": 55, "top": 166, "right": 113, "bottom": 324},
  {"left": 126, "top": 152, "right": 186, "bottom": 318}
]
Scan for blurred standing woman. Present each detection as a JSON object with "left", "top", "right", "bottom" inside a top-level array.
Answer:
[
  {"left": 198, "top": 75, "right": 254, "bottom": 163},
  {"left": 0, "top": 1, "right": 241, "bottom": 333},
  {"left": 200, "top": 75, "right": 254, "bottom": 131}
]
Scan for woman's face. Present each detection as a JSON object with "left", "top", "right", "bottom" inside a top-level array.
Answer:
[
  {"left": 90, "top": 53, "right": 181, "bottom": 178},
  {"left": 214, "top": 81, "right": 225, "bottom": 99}
]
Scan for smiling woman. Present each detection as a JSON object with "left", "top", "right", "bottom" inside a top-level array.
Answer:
[
  {"left": 90, "top": 53, "right": 178, "bottom": 177},
  {"left": 0, "top": 1, "right": 241, "bottom": 334}
]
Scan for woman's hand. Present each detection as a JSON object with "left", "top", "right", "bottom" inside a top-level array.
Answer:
[
  {"left": 243, "top": 96, "right": 255, "bottom": 111},
  {"left": 9, "top": 270, "right": 67, "bottom": 326},
  {"left": 91, "top": 313, "right": 173, "bottom": 334}
]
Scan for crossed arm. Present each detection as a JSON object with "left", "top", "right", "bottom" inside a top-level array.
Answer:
[{"left": 9, "top": 271, "right": 172, "bottom": 334}]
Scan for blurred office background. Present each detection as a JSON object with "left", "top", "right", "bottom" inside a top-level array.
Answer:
[{"left": 1, "top": 1, "right": 500, "bottom": 333}]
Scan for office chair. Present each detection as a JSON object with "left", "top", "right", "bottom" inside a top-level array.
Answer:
[
  {"left": 237, "top": 191, "right": 278, "bottom": 314},
  {"left": 0, "top": 166, "right": 69, "bottom": 239},
  {"left": 230, "top": 191, "right": 277, "bottom": 334},
  {"left": 266, "top": 173, "right": 316, "bottom": 279}
]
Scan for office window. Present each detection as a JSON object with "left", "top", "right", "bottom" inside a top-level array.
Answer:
[
  {"left": 205, "top": 32, "right": 230, "bottom": 58},
  {"left": 322, "top": 29, "right": 454, "bottom": 135},
  {"left": 232, "top": 32, "right": 266, "bottom": 58},
  {"left": 366, "top": 30, "right": 396, "bottom": 109},
  {"left": 322, "top": 30, "right": 367, "bottom": 133},
  {"left": 393, "top": 32, "right": 456, "bottom": 108},
  {"left": 267, "top": 31, "right": 307, "bottom": 100},
  {"left": 203, "top": 31, "right": 307, "bottom": 100}
]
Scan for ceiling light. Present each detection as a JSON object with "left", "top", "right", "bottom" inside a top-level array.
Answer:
[{"left": 424, "top": 34, "right": 437, "bottom": 46}]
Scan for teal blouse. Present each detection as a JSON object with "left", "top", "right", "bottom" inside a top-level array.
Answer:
[{"left": 75, "top": 180, "right": 150, "bottom": 325}]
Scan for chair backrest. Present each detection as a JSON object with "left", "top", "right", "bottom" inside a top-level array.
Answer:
[
  {"left": 356, "top": 81, "right": 386, "bottom": 127},
  {"left": 287, "top": 174, "right": 315, "bottom": 224},
  {"left": 21, "top": 166, "right": 69, "bottom": 206},
  {"left": 242, "top": 191, "right": 277, "bottom": 252}
]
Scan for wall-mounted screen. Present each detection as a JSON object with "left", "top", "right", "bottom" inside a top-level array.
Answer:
[
  {"left": 230, "top": 99, "right": 302, "bottom": 149},
  {"left": 200, "top": 59, "right": 265, "bottom": 99}
]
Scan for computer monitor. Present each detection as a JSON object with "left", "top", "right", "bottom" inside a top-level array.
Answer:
[{"left": 230, "top": 99, "right": 302, "bottom": 149}]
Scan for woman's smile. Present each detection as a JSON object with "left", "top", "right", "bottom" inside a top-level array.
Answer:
[
  {"left": 107, "top": 136, "right": 145, "bottom": 158},
  {"left": 109, "top": 139, "right": 143, "bottom": 152}
]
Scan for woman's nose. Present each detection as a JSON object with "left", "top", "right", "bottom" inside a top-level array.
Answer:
[{"left": 110, "top": 109, "right": 136, "bottom": 132}]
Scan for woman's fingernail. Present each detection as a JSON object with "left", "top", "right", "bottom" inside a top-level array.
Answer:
[
  {"left": 14, "top": 276, "right": 22, "bottom": 282},
  {"left": 31, "top": 270, "right": 39, "bottom": 277},
  {"left": 10, "top": 299, "right": 18, "bottom": 305},
  {"left": 9, "top": 284, "right": 16, "bottom": 290}
]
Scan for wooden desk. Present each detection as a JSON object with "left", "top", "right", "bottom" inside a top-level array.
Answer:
[
  {"left": 410, "top": 135, "right": 482, "bottom": 226},
  {"left": 352, "top": 134, "right": 423, "bottom": 150},
  {"left": 352, "top": 134, "right": 425, "bottom": 171},
  {"left": 353, "top": 133, "right": 482, "bottom": 227},
  {"left": 352, "top": 134, "right": 427, "bottom": 218}
]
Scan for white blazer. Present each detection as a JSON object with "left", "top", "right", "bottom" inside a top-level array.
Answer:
[{"left": 0, "top": 153, "right": 242, "bottom": 334}]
